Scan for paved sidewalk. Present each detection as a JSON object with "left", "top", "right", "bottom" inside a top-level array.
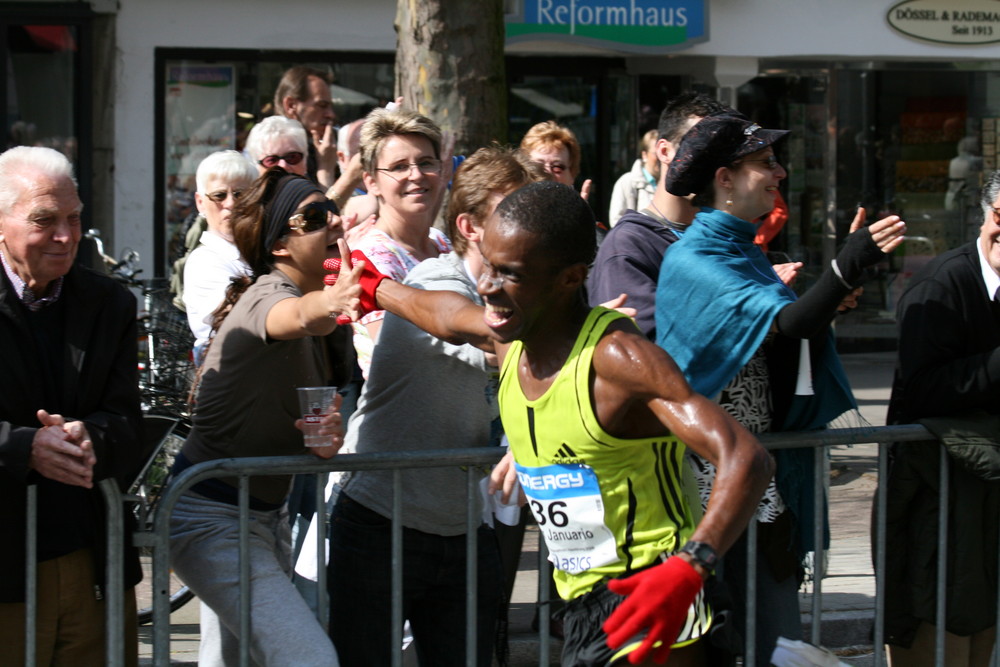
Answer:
[{"left": 140, "top": 351, "right": 897, "bottom": 665}]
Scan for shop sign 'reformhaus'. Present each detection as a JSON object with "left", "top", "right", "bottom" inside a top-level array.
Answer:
[
  {"left": 505, "top": 0, "right": 707, "bottom": 54},
  {"left": 887, "top": 0, "right": 1000, "bottom": 45}
]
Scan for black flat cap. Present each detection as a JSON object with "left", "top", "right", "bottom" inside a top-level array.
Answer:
[{"left": 665, "top": 113, "right": 789, "bottom": 197}]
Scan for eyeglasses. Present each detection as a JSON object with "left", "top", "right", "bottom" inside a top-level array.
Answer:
[
  {"left": 536, "top": 161, "right": 567, "bottom": 175},
  {"left": 375, "top": 158, "right": 442, "bottom": 180},
  {"left": 991, "top": 205, "right": 1000, "bottom": 221},
  {"left": 478, "top": 270, "right": 505, "bottom": 292},
  {"left": 741, "top": 155, "right": 780, "bottom": 170},
  {"left": 203, "top": 189, "right": 243, "bottom": 204},
  {"left": 288, "top": 200, "right": 339, "bottom": 234},
  {"left": 258, "top": 151, "right": 305, "bottom": 168}
]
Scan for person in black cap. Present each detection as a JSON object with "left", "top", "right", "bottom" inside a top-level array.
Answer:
[
  {"left": 654, "top": 113, "right": 907, "bottom": 665},
  {"left": 168, "top": 168, "right": 360, "bottom": 665}
]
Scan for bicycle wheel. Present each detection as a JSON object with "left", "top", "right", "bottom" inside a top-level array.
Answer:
[{"left": 134, "top": 413, "right": 194, "bottom": 625}]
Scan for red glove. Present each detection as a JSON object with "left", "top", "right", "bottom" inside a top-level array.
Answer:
[
  {"left": 603, "top": 555, "right": 704, "bottom": 664},
  {"left": 322, "top": 250, "right": 389, "bottom": 316}
]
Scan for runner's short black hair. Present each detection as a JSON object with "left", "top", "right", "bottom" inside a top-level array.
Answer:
[{"left": 494, "top": 181, "right": 596, "bottom": 268}]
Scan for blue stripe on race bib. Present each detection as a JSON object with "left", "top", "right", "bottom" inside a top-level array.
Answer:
[{"left": 515, "top": 463, "right": 600, "bottom": 501}]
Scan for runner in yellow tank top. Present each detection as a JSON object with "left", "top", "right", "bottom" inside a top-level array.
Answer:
[
  {"left": 499, "top": 306, "right": 697, "bottom": 600},
  {"left": 333, "top": 181, "right": 774, "bottom": 666}
]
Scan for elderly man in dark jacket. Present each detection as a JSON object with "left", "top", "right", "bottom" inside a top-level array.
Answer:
[
  {"left": 0, "top": 146, "right": 146, "bottom": 666},
  {"left": 881, "top": 170, "right": 1000, "bottom": 666}
]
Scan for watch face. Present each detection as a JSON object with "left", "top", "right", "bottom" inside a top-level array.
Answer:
[{"left": 683, "top": 541, "right": 718, "bottom": 569}]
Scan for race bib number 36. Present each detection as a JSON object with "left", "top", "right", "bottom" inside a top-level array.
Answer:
[{"left": 515, "top": 462, "right": 619, "bottom": 574}]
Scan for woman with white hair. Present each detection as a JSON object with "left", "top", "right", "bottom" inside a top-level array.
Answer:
[
  {"left": 184, "top": 150, "right": 258, "bottom": 363},
  {"left": 244, "top": 116, "right": 309, "bottom": 178}
]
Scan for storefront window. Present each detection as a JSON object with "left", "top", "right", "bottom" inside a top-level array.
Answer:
[
  {"left": 6, "top": 24, "right": 78, "bottom": 159},
  {"left": 833, "top": 67, "right": 1000, "bottom": 336},
  {"left": 507, "top": 58, "right": 630, "bottom": 218},
  {"left": 508, "top": 74, "right": 599, "bottom": 186},
  {"left": 738, "top": 73, "right": 832, "bottom": 270},
  {"left": 156, "top": 51, "right": 393, "bottom": 274}
]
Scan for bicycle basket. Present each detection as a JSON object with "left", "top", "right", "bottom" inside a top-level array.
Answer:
[{"left": 141, "top": 289, "right": 196, "bottom": 414}]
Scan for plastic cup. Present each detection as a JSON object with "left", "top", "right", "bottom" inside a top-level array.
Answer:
[{"left": 296, "top": 386, "right": 338, "bottom": 447}]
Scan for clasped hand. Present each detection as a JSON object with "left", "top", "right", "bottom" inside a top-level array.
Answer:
[{"left": 29, "top": 409, "right": 96, "bottom": 488}]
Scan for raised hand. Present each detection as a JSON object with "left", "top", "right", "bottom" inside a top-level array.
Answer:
[
  {"left": 322, "top": 239, "right": 365, "bottom": 324},
  {"left": 773, "top": 261, "right": 804, "bottom": 287},
  {"left": 323, "top": 244, "right": 389, "bottom": 317}
]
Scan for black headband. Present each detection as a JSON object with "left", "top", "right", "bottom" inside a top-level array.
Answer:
[{"left": 261, "top": 174, "right": 324, "bottom": 257}]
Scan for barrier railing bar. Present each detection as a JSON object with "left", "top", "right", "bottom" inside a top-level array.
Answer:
[
  {"left": 538, "top": 538, "right": 552, "bottom": 666},
  {"left": 143, "top": 426, "right": 941, "bottom": 664},
  {"left": 465, "top": 465, "right": 479, "bottom": 666},
  {"left": 314, "top": 472, "right": 328, "bottom": 628},
  {"left": 873, "top": 442, "right": 889, "bottom": 666},
  {"left": 238, "top": 476, "right": 250, "bottom": 667},
  {"left": 391, "top": 468, "right": 404, "bottom": 667},
  {"left": 810, "top": 448, "right": 825, "bottom": 646},
  {"left": 935, "top": 447, "right": 949, "bottom": 667},
  {"left": 995, "top": 528, "right": 1000, "bottom": 667},
  {"left": 100, "top": 479, "right": 125, "bottom": 667},
  {"left": 26, "top": 484, "right": 37, "bottom": 667},
  {"left": 758, "top": 424, "right": 927, "bottom": 449},
  {"left": 745, "top": 517, "right": 758, "bottom": 667}
]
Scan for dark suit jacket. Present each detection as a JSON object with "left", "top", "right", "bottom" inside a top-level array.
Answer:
[
  {"left": 882, "top": 241, "right": 1000, "bottom": 645},
  {"left": 0, "top": 263, "right": 146, "bottom": 602}
]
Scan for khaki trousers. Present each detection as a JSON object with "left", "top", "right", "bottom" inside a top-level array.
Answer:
[
  {"left": 0, "top": 548, "right": 138, "bottom": 667},
  {"left": 888, "top": 621, "right": 997, "bottom": 667}
]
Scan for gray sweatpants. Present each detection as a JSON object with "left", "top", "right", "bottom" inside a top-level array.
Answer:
[{"left": 169, "top": 491, "right": 339, "bottom": 666}]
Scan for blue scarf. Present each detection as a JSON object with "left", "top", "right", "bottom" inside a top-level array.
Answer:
[{"left": 655, "top": 206, "right": 857, "bottom": 556}]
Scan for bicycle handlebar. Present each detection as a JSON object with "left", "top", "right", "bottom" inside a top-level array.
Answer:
[{"left": 85, "top": 228, "right": 143, "bottom": 285}]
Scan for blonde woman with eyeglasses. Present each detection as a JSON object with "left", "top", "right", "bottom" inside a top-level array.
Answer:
[{"left": 349, "top": 107, "right": 452, "bottom": 377}]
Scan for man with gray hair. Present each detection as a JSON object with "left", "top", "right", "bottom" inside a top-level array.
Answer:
[
  {"left": 0, "top": 146, "right": 146, "bottom": 665},
  {"left": 881, "top": 170, "right": 1000, "bottom": 665}
]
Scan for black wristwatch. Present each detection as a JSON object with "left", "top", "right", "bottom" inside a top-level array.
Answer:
[{"left": 679, "top": 541, "right": 719, "bottom": 571}]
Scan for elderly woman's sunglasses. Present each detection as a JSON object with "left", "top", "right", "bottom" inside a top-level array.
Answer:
[
  {"left": 288, "top": 200, "right": 339, "bottom": 233},
  {"left": 258, "top": 151, "right": 305, "bottom": 168}
]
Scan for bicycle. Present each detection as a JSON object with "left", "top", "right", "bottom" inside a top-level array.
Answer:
[{"left": 85, "top": 229, "right": 196, "bottom": 623}]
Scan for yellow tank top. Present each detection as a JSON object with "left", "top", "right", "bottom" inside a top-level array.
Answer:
[{"left": 499, "top": 307, "right": 697, "bottom": 600}]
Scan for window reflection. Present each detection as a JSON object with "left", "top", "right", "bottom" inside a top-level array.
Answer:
[
  {"left": 6, "top": 24, "right": 77, "bottom": 162},
  {"left": 161, "top": 58, "right": 393, "bottom": 270}
]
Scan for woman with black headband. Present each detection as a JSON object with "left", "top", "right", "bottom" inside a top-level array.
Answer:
[
  {"left": 167, "top": 167, "right": 360, "bottom": 666},
  {"left": 653, "top": 113, "right": 906, "bottom": 664}
]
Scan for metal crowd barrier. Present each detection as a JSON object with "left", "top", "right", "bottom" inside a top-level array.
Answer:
[{"left": 21, "top": 424, "right": 1000, "bottom": 666}]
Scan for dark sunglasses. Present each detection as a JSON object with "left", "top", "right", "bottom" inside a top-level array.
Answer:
[
  {"left": 204, "top": 189, "right": 242, "bottom": 203},
  {"left": 258, "top": 151, "right": 305, "bottom": 168},
  {"left": 288, "top": 200, "right": 339, "bottom": 233}
]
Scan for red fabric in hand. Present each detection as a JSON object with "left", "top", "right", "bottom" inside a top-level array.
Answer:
[
  {"left": 322, "top": 250, "right": 388, "bottom": 315},
  {"left": 603, "top": 555, "right": 704, "bottom": 664}
]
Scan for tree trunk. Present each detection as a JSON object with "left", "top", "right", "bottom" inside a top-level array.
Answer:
[{"left": 395, "top": 0, "right": 507, "bottom": 157}]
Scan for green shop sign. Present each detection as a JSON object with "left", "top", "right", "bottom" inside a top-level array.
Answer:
[{"left": 506, "top": 0, "right": 708, "bottom": 54}]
